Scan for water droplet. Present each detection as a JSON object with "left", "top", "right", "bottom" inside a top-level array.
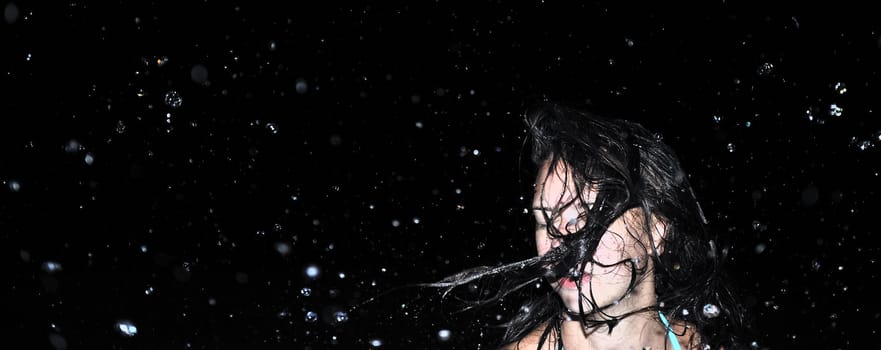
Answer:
[
  {"left": 681, "top": 309, "right": 690, "bottom": 316},
  {"left": 42, "top": 261, "right": 62, "bottom": 273},
  {"left": 338, "top": 272, "right": 346, "bottom": 279},
  {"left": 269, "top": 41, "right": 277, "bottom": 51},
  {"left": 305, "top": 265, "right": 320, "bottom": 279},
  {"left": 472, "top": 149, "right": 480, "bottom": 156},
  {"left": 754, "top": 243, "right": 766, "bottom": 254},
  {"left": 145, "top": 286, "right": 154, "bottom": 295},
  {"left": 295, "top": 79, "right": 308, "bottom": 94},
  {"left": 48, "top": 333, "right": 67, "bottom": 350},
  {"left": 4, "top": 2, "right": 20, "bottom": 24},
  {"left": 333, "top": 310, "right": 349, "bottom": 324},
  {"left": 190, "top": 64, "right": 209, "bottom": 84},
  {"left": 305, "top": 311, "right": 318, "bottom": 322},
  {"left": 437, "top": 329, "right": 452, "bottom": 342},
  {"left": 116, "top": 320, "right": 138, "bottom": 337},
  {"left": 84, "top": 153, "right": 94, "bottom": 165},
  {"left": 64, "top": 139, "right": 81, "bottom": 153},
  {"left": 266, "top": 123, "right": 278, "bottom": 134},
  {"left": 757, "top": 62, "right": 774, "bottom": 76},
  {"left": 274, "top": 242, "right": 290, "bottom": 256},
  {"left": 164, "top": 91, "right": 182, "bottom": 108},
  {"left": 412, "top": 217, "right": 421, "bottom": 224},
  {"left": 702, "top": 303, "right": 720, "bottom": 318},
  {"left": 8, "top": 180, "right": 21, "bottom": 192},
  {"left": 391, "top": 219, "right": 400, "bottom": 227},
  {"left": 834, "top": 82, "right": 847, "bottom": 95},
  {"left": 208, "top": 298, "right": 216, "bottom": 306},
  {"left": 829, "top": 104, "right": 843, "bottom": 117},
  {"left": 727, "top": 143, "right": 736, "bottom": 153},
  {"left": 625, "top": 38, "right": 634, "bottom": 47},
  {"left": 300, "top": 287, "right": 312, "bottom": 297},
  {"left": 415, "top": 121, "right": 424, "bottom": 128},
  {"left": 369, "top": 338, "right": 383, "bottom": 347}
]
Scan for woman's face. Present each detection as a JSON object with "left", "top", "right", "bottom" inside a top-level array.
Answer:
[{"left": 532, "top": 161, "right": 656, "bottom": 315}]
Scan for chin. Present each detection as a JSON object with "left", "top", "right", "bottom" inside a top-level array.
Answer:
[{"left": 558, "top": 289, "right": 598, "bottom": 314}]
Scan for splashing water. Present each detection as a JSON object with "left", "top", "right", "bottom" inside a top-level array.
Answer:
[
  {"left": 164, "top": 91, "right": 182, "bottom": 108},
  {"left": 116, "top": 320, "right": 138, "bottom": 337}
]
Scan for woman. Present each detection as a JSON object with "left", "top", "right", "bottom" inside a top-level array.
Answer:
[{"left": 432, "top": 103, "right": 748, "bottom": 349}]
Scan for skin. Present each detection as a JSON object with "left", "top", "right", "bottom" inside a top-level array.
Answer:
[{"left": 502, "top": 160, "right": 695, "bottom": 349}]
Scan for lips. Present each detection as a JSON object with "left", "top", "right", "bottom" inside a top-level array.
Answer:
[{"left": 559, "top": 274, "right": 590, "bottom": 289}]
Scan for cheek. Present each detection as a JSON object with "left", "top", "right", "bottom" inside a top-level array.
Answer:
[
  {"left": 535, "top": 235, "right": 551, "bottom": 256},
  {"left": 593, "top": 232, "right": 625, "bottom": 264}
]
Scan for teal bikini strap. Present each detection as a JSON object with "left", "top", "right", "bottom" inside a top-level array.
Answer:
[{"left": 658, "top": 311, "right": 683, "bottom": 350}]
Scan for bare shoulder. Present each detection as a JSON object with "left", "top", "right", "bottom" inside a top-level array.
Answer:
[{"left": 498, "top": 321, "right": 554, "bottom": 350}]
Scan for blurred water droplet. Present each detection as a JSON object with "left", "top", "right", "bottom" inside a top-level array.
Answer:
[
  {"left": 415, "top": 121, "right": 424, "bottom": 128},
  {"left": 156, "top": 56, "right": 168, "bottom": 67},
  {"left": 391, "top": 219, "right": 400, "bottom": 227},
  {"left": 145, "top": 286, "right": 154, "bottom": 295},
  {"left": 84, "top": 153, "right": 94, "bottom": 165},
  {"left": 305, "top": 311, "right": 318, "bottom": 322},
  {"left": 8, "top": 180, "right": 21, "bottom": 192},
  {"left": 727, "top": 143, "right": 736, "bottom": 153},
  {"left": 300, "top": 287, "right": 312, "bottom": 297},
  {"left": 64, "top": 139, "right": 81, "bottom": 154},
  {"left": 713, "top": 115, "right": 721, "bottom": 123},
  {"left": 305, "top": 265, "right": 320, "bottom": 279},
  {"left": 829, "top": 104, "right": 843, "bottom": 117},
  {"left": 702, "top": 304, "right": 720, "bottom": 318},
  {"left": 754, "top": 243, "right": 766, "bottom": 254},
  {"left": 48, "top": 333, "right": 67, "bottom": 350},
  {"left": 412, "top": 217, "right": 421, "bottom": 224},
  {"left": 338, "top": 272, "right": 346, "bottom": 279},
  {"left": 369, "top": 338, "right": 383, "bottom": 347},
  {"left": 437, "top": 329, "right": 452, "bottom": 342},
  {"left": 681, "top": 309, "right": 690, "bottom": 316},
  {"left": 269, "top": 41, "right": 277, "bottom": 51},
  {"left": 266, "top": 123, "right": 279, "bottom": 134},
  {"left": 115, "top": 320, "right": 138, "bottom": 337},
  {"left": 164, "top": 91, "right": 182, "bottom": 108},
  {"left": 757, "top": 62, "right": 774, "bottom": 76},
  {"left": 834, "top": 82, "right": 847, "bottom": 95},
  {"left": 811, "top": 259, "right": 821, "bottom": 271},
  {"left": 190, "top": 64, "right": 209, "bottom": 84},
  {"left": 5, "top": 2, "right": 20, "bottom": 24},
  {"left": 42, "top": 261, "right": 62, "bottom": 273},
  {"left": 295, "top": 79, "right": 308, "bottom": 94},
  {"left": 275, "top": 242, "right": 291, "bottom": 256},
  {"left": 333, "top": 310, "right": 349, "bottom": 324},
  {"left": 625, "top": 38, "right": 634, "bottom": 47}
]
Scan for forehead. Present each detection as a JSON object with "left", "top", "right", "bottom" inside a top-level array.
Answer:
[{"left": 533, "top": 161, "right": 592, "bottom": 206}]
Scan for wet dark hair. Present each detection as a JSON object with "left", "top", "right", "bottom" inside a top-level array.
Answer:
[{"left": 428, "top": 102, "right": 750, "bottom": 349}]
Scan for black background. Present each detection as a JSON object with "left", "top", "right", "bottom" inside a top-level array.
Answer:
[{"left": 3, "top": 2, "right": 880, "bottom": 349}]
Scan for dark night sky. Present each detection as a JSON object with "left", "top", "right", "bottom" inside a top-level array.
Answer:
[{"left": 3, "top": 2, "right": 880, "bottom": 349}]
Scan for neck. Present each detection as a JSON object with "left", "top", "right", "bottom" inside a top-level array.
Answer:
[
  {"left": 559, "top": 309, "right": 670, "bottom": 349},
  {"left": 557, "top": 284, "right": 671, "bottom": 349}
]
